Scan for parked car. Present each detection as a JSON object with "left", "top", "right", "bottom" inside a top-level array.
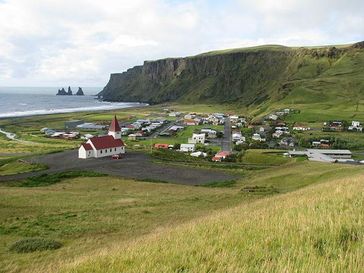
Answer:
[{"left": 111, "top": 154, "right": 123, "bottom": 159}]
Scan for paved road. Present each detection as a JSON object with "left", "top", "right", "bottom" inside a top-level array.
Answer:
[
  {"left": 146, "top": 121, "right": 173, "bottom": 139},
  {"left": 0, "top": 150, "right": 238, "bottom": 185},
  {"left": 222, "top": 117, "right": 232, "bottom": 152}
]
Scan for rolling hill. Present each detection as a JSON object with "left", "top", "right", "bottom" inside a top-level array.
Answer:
[{"left": 99, "top": 41, "right": 364, "bottom": 113}]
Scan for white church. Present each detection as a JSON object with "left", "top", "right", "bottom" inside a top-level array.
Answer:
[{"left": 78, "top": 115, "right": 126, "bottom": 159}]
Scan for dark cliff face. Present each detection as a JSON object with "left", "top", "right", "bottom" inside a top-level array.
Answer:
[{"left": 99, "top": 43, "right": 363, "bottom": 105}]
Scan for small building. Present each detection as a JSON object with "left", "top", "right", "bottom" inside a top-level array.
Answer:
[
  {"left": 268, "top": 114, "right": 278, "bottom": 121},
  {"left": 279, "top": 137, "right": 295, "bottom": 148},
  {"left": 201, "top": 128, "right": 217, "bottom": 138},
  {"left": 183, "top": 119, "right": 199, "bottom": 126},
  {"left": 252, "top": 133, "right": 265, "bottom": 142},
  {"left": 154, "top": 143, "right": 169, "bottom": 149},
  {"left": 212, "top": 151, "right": 231, "bottom": 162},
  {"left": 293, "top": 123, "right": 311, "bottom": 131},
  {"left": 190, "top": 151, "right": 207, "bottom": 158},
  {"left": 180, "top": 144, "right": 196, "bottom": 152},
  {"left": 232, "top": 131, "right": 243, "bottom": 142},
  {"left": 128, "top": 132, "right": 143, "bottom": 141},
  {"left": 188, "top": 133, "right": 205, "bottom": 144},
  {"left": 348, "top": 121, "right": 363, "bottom": 132},
  {"left": 288, "top": 149, "right": 352, "bottom": 163}
]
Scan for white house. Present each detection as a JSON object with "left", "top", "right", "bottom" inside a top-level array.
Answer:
[
  {"left": 232, "top": 132, "right": 243, "bottom": 142},
  {"left": 188, "top": 133, "right": 205, "bottom": 144},
  {"left": 78, "top": 116, "right": 126, "bottom": 159},
  {"left": 252, "top": 133, "right": 265, "bottom": 142},
  {"left": 180, "top": 144, "right": 196, "bottom": 152},
  {"left": 348, "top": 121, "right": 363, "bottom": 132},
  {"left": 190, "top": 151, "right": 207, "bottom": 157},
  {"left": 268, "top": 114, "right": 278, "bottom": 121},
  {"left": 201, "top": 128, "right": 217, "bottom": 138}
]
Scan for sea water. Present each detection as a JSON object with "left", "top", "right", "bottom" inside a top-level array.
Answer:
[{"left": 0, "top": 87, "right": 144, "bottom": 118}]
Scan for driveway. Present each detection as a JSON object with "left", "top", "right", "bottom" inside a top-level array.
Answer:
[{"left": 0, "top": 150, "right": 238, "bottom": 185}]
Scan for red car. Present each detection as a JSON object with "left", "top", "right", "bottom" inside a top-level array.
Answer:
[{"left": 111, "top": 154, "right": 123, "bottom": 159}]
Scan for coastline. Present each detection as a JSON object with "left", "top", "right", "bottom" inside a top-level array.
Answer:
[
  {"left": 0, "top": 89, "right": 149, "bottom": 119},
  {"left": 0, "top": 102, "right": 148, "bottom": 120}
]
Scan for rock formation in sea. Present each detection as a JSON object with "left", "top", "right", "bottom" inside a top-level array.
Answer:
[
  {"left": 56, "top": 88, "right": 67, "bottom": 95},
  {"left": 67, "top": 86, "right": 73, "bottom": 95},
  {"left": 75, "top": 87, "right": 84, "bottom": 96}
]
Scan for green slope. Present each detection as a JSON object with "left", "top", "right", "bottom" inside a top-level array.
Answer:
[
  {"left": 65, "top": 171, "right": 364, "bottom": 273},
  {"left": 100, "top": 41, "right": 364, "bottom": 114}
]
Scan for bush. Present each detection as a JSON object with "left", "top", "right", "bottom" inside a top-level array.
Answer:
[{"left": 9, "top": 238, "right": 62, "bottom": 253}]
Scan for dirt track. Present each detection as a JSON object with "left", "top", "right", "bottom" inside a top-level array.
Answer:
[{"left": 0, "top": 150, "right": 238, "bottom": 185}]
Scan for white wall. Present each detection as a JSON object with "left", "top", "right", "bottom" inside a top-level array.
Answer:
[
  {"left": 78, "top": 146, "right": 95, "bottom": 159},
  {"left": 94, "top": 146, "right": 125, "bottom": 158}
]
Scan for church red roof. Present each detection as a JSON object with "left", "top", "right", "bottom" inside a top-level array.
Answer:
[
  {"left": 89, "top": 135, "right": 125, "bottom": 150},
  {"left": 81, "top": 143, "right": 93, "bottom": 151},
  {"left": 109, "top": 115, "right": 121, "bottom": 132}
]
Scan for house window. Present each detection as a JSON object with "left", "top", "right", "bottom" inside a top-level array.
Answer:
[
  {"left": 110, "top": 149, "right": 112, "bottom": 152},
  {"left": 105, "top": 149, "right": 107, "bottom": 153},
  {"left": 100, "top": 150, "right": 102, "bottom": 154}
]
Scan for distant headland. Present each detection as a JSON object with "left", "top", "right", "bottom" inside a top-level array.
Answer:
[{"left": 57, "top": 86, "right": 84, "bottom": 96}]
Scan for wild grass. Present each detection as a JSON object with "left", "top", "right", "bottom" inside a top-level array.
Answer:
[
  {"left": 64, "top": 172, "right": 364, "bottom": 273},
  {"left": 14, "top": 171, "right": 106, "bottom": 187},
  {"left": 0, "top": 161, "right": 47, "bottom": 176},
  {"left": 0, "top": 162, "right": 361, "bottom": 272},
  {"left": 9, "top": 238, "right": 62, "bottom": 253},
  {"left": 241, "top": 149, "right": 290, "bottom": 165}
]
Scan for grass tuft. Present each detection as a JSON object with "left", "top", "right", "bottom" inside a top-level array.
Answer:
[
  {"left": 202, "top": 180, "right": 236, "bottom": 188},
  {"left": 16, "top": 171, "right": 107, "bottom": 187},
  {"left": 9, "top": 238, "right": 62, "bottom": 253}
]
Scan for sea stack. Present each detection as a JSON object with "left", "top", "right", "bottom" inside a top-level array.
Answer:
[
  {"left": 67, "top": 86, "right": 73, "bottom": 95},
  {"left": 56, "top": 88, "right": 67, "bottom": 95},
  {"left": 76, "top": 87, "right": 84, "bottom": 96}
]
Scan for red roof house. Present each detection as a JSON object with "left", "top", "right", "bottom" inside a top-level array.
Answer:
[
  {"left": 212, "top": 151, "right": 231, "bottom": 162},
  {"left": 154, "top": 143, "right": 169, "bottom": 149}
]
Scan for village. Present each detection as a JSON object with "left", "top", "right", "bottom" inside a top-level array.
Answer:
[{"left": 31, "top": 107, "right": 364, "bottom": 165}]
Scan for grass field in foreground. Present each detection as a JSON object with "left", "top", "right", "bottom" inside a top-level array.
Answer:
[
  {"left": 0, "top": 161, "right": 362, "bottom": 273},
  {"left": 65, "top": 171, "right": 364, "bottom": 273}
]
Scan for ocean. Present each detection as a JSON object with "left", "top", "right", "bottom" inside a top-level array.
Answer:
[{"left": 0, "top": 87, "right": 144, "bottom": 118}]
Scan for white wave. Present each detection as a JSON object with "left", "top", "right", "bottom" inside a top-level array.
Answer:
[{"left": 0, "top": 102, "right": 147, "bottom": 118}]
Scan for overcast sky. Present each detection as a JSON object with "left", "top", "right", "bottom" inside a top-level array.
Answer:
[{"left": 0, "top": 0, "right": 363, "bottom": 87}]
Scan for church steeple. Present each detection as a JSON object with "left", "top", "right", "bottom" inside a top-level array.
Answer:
[{"left": 108, "top": 115, "right": 121, "bottom": 139}]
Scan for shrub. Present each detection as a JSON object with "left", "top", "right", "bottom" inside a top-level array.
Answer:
[
  {"left": 202, "top": 180, "right": 236, "bottom": 188},
  {"left": 9, "top": 238, "right": 62, "bottom": 253}
]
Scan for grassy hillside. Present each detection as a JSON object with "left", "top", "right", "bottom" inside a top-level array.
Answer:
[
  {"left": 100, "top": 42, "right": 364, "bottom": 116},
  {"left": 65, "top": 171, "right": 364, "bottom": 273},
  {"left": 1, "top": 161, "right": 362, "bottom": 272}
]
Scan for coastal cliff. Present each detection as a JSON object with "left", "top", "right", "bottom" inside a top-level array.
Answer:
[{"left": 99, "top": 42, "right": 364, "bottom": 106}]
